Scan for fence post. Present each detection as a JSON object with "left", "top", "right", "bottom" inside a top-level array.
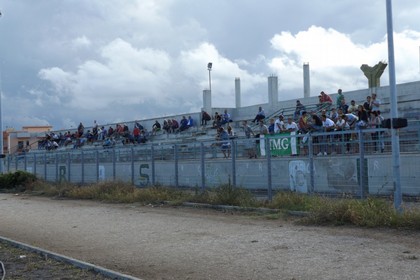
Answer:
[
  {"left": 33, "top": 154, "right": 37, "bottom": 176},
  {"left": 96, "top": 150, "right": 99, "bottom": 183},
  {"left": 174, "top": 144, "right": 179, "bottom": 188},
  {"left": 81, "top": 151, "right": 85, "bottom": 185},
  {"left": 358, "top": 129, "right": 366, "bottom": 199},
  {"left": 24, "top": 153, "right": 27, "bottom": 171},
  {"left": 200, "top": 142, "right": 205, "bottom": 192},
  {"left": 131, "top": 147, "right": 135, "bottom": 185},
  {"left": 308, "top": 135, "right": 314, "bottom": 193},
  {"left": 151, "top": 145, "right": 156, "bottom": 185},
  {"left": 112, "top": 149, "right": 116, "bottom": 181},
  {"left": 67, "top": 152, "right": 71, "bottom": 182},
  {"left": 231, "top": 140, "right": 236, "bottom": 187},
  {"left": 55, "top": 153, "right": 59, "bottom": 183},
  {"left": 44, "top": 153, "right": 47, "bottom": 181},
  {"left": 265, "top": 137, "right": 272, "bottom": 201}
]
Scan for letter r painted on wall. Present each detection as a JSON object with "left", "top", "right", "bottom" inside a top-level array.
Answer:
[{"left": 139, "top": 163, "right": 150, "bottom": 186}]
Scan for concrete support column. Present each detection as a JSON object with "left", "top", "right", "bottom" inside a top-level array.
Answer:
[
  {"left": 268, "top": 75, "right": 278, "bottom": 109},
  {"left": 303, "top": 63, "right": 310, "bottom": 98},
  {"left": 202, "top": 89, "right": 212, "bottom": 114},
  {"left": 235, "top": 77, "right": 241, "bottom": 108}
]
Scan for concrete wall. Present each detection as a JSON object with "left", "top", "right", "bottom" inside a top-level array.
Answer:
[{"left": 11, "top": 151, "right": 420, "bottom": 196}]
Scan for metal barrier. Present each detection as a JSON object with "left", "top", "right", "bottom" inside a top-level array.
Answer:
[{"left": 6, "top": 125, "right": 420, "bottom": 200}]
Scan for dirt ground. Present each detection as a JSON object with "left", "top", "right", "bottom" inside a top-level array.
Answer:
[
  {"left": 0, "top": 241, "right": 111, "bottom": 279},
  {"left": 0, "top": 193, "right": 419, "bottom": 280}
]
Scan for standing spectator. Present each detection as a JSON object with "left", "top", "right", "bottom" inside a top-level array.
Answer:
[
  {"left": 274, "top": 115, "right": 285, "bottom": 134},
  {"left": 268, "top": 118, "right": 275, "bottom": 135},
  {"left": 242, "top": 120, "right": 256, "bottom": 159},
  {"left": 77, "top": 122, "right": 84, "bottom": 138},
  {"left": 294, "top": 100, "right": 306, "bottom": 120},
  {"left": 285, "top": 117, "right": 298, "bottom": 132},
  {"left": 363, "top": 96, "right": 372, "bottom": 115},
  {"left": 252, "top": 106, "right": 265, "bottom": 123},
  {"left": 370, "top": 93, "right": 381, "bottom": 113},
  {"left": 336, "top": 89, "right": 345, "bottom": 108},
  {"left": 356, "top": 105, "right": 369, "bottom": 129}
]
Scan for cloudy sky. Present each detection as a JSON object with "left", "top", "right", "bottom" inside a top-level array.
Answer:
[{"left": 0, "top": 0, "right": 419, "bottom": 130}]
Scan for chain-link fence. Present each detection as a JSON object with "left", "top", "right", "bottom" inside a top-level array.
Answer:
[{"left": 6, "top": 125, "right": 420, "bottom": 200}]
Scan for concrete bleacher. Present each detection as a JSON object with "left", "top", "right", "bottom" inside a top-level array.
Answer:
[{"left": 24, "top": 79, "right": 420, "bottom": 155}]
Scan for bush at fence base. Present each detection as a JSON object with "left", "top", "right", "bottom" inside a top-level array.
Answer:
[{"left": 0, "top": 171, "right": 37, "bottom": 191}]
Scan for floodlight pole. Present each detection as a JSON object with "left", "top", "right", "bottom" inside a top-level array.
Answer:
[
  {"left": 385, "top": 0, "right": 402, "bottom": 211},
  {"left": 0, "top": 10, "right": 3, "bottom": 173},
  {"left": 207, "top": 62, "right": 212, "bottom": 92}
]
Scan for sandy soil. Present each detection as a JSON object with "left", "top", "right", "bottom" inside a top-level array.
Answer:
[{"left": 0, "top": 193, "right": 419, "bottom": 280}]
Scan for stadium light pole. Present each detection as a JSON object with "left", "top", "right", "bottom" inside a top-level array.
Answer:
[
  {"left": 0, "top": 10, "right": 3, "bottom": 173},
  {"left": 207, "top": 62, "right": 212, "bottom": 92},
  {"left": 385, "top": 0, "right": 402, "bottom": 212}
]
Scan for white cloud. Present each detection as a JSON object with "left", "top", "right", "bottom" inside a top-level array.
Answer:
[
  {"left": 268, "top": 26, "right": 420, "bottom": 98},
  {"left": 72, "top": 36, "right": 91, "bottom": 49}
]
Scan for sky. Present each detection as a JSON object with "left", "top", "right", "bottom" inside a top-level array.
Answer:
[{"left": 0, "top": 0, "right": 419, "bottom": 130}]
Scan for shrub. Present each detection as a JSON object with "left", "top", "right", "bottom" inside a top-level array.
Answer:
[{"left": 0, "top": 171, "right": 37, "bottom": 191}]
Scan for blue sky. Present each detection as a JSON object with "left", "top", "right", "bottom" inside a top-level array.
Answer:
[{"left": 0, "top": 0, "right": 419, "bottom": 130}]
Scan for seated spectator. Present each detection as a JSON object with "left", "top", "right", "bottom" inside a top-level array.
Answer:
[
  {"left": 319, "top": 91, "right": 333, "bottom": 110},
  {"left": 187, "top": 116, "right": 194, "bottom": 128},
  {"left": 135, "top": 121, "right": 144, "bottom": 131},
  {"left": 298, "top": 111, "right": 310, "bottom": 134},
  {"left": 163, "top": 120, "right": 171, "bottom": 133},
  {"left": 179, "top": 116, "right": 189, "bottom": 132},
  {"left": 133, "top": 125, "right": 141, "bottom": 143},
  {"left": 171, "top": 119, "right": 179, "bottom": 132},
  {"left": 252, "top": 106, "right": 265, "bottom": 123},
  {"left": 338, "top": 99, "right": 349, "bottom": 114},
  {"left": 348, "top": 100, "right": 358, "bottom": 115},
  {"left": 103, "top": 137, "right": 115, "bottom": 149},
  {"left": 152, "top": 120, "right": 161, "bottom": 135},
  {"left": 107, "top": 126, "right": 115, "bottom": 137},
  {"left": 201, "top": 110, "right": 211, "bottom": 126},
  {"left": 138, "top": 130, "right": 148, "bottom": 144},
  {"left": 212, "top": 112, "right": 222, "bottom": 128},
  {"left": 294, "top": 100, "right": 306, "bottom": 119},
  {"left": 221, "top": 109, "right": 232, "bottom": 125},
  {"left": 329, "top": 108, "right": 339, "bottom": 123},
  {"left": 227, "top": 123, "right": 236, "bottom": 138}
]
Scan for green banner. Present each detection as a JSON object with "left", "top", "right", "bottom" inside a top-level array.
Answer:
[{"left": 265, "top": 132, "right": 299, "bottom": 156}]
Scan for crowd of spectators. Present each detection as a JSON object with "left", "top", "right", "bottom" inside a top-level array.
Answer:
[{"left": 38, "top": 89, "right": 385, "bottom": 157}]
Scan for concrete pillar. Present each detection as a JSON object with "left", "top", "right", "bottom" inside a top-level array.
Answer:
[
  {"left": 235, "top": 77, "right": 241, "bottom": 108},
  {"left": 202, "top": 89, "right": 212, "bottom": 114},
  {"left": 303, "top": 63, "right": 310, "bottom": 98},
  {"left": 268, "top": 75, "right": 278, "bottom": 108}
]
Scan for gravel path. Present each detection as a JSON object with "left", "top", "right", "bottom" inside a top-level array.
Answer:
[{"left": 0, "top": 193, "right": 419, "bottom": 280}]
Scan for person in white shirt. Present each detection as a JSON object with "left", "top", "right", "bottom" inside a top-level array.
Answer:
[
  {"left": 285, "top": 117, "right": 298, "bottom": 132},
  {"left": 274, "top": 115, "right": 285, "bottom": 133}
]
